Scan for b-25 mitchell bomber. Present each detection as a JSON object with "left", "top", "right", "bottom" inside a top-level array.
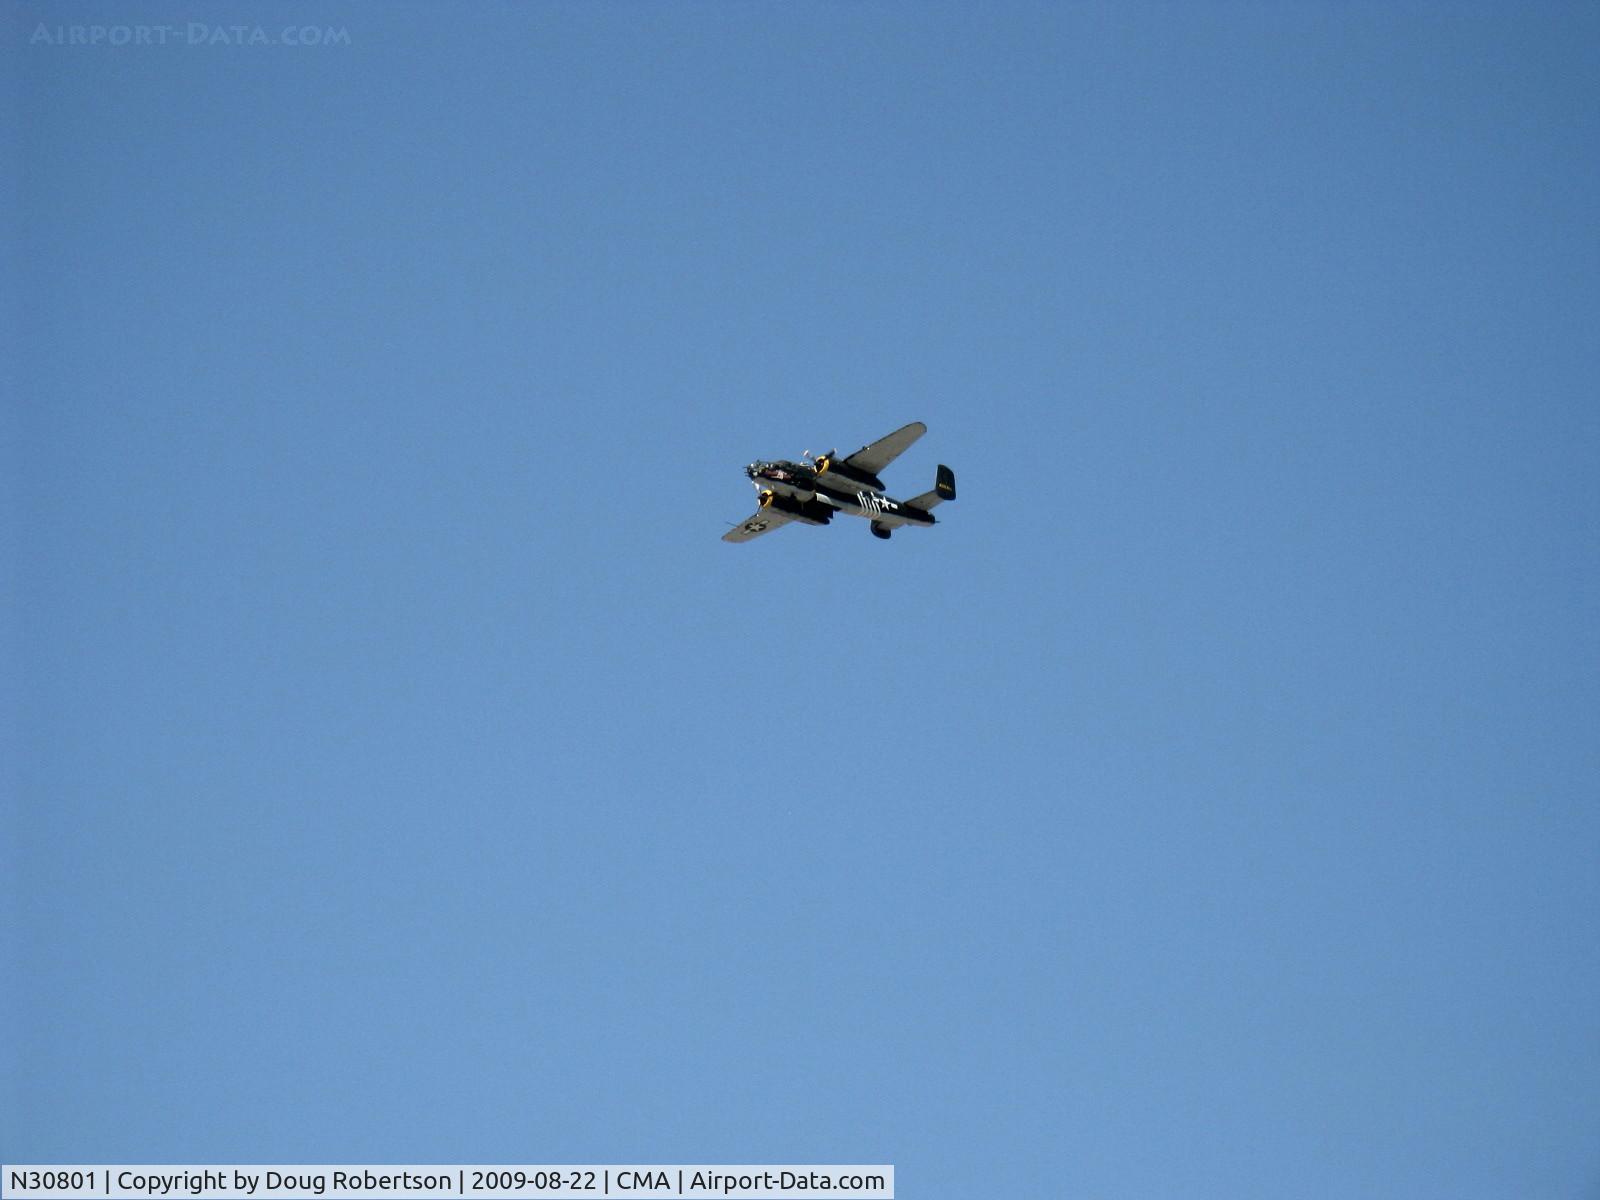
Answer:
[{"left": 723, "top": 421, "right": 955, "bottom": 543}]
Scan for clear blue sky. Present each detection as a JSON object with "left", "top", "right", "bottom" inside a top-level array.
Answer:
[{"left": 5, "top": 3, "right": 1598, "bottom": 1196}]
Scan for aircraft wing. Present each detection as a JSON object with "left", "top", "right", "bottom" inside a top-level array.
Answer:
[
  {"left": 842, "top": 421, "right": 927, "bottom": 477},
  {"left": 722, "top": 509, "right": 796, "bottom": 543}
]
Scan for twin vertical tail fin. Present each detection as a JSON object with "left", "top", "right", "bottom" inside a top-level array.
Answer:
[{"left": 906, "top": 465, "right": 957, "bottom": 514}]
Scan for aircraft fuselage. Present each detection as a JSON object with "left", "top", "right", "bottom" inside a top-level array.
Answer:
[{"left": 747, "top": 461, "right": 936, "bottom": 528}]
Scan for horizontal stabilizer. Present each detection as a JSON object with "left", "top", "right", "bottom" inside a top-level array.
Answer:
[{"left": 906, "top": 464, "right": 956, "bottom": 513}]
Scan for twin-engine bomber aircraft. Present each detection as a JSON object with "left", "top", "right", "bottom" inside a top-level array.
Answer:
[{"left": 723, "top": 421, "right": 955, "bottom": 543}]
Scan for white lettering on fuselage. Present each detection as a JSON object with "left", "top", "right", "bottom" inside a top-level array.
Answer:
[{"left": 857, "top": 491, "right": 897, "bottom": 515}]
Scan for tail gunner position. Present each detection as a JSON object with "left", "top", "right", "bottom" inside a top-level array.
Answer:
[{"left": 722, "top": 421, "right": 955, "bottom": 543}]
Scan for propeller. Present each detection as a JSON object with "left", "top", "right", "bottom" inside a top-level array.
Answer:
[{"left": 804, "top": 448, "right": 838, "bottom": 474}]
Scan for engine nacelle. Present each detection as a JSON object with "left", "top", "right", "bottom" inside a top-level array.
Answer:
[
  {"left": 766, "top": 492, "right": 835, "bottom": 526},
  {"left": 821, "top": 460, "right": 884, "bottom": 491}
]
